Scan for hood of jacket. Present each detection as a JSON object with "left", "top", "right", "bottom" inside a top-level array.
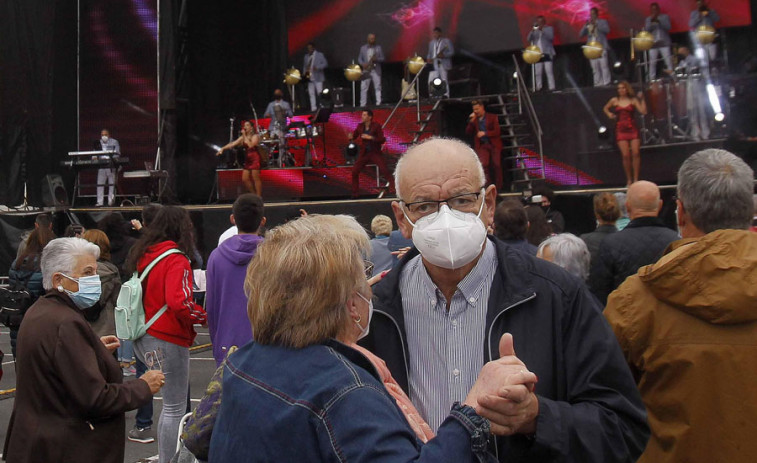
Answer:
[
  {"left": 638, "top": 229, "right": 757, "bottom": 324},
  {"left": 137, "top": 240, "right": 182, "bottom": 273},
  {"left": 217, "top": 234, "right": 263, "bottom": 266}
]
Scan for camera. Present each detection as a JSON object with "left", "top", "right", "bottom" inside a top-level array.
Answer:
[{"left": 530, "top": 195, "right": 544, "bottom": 204}]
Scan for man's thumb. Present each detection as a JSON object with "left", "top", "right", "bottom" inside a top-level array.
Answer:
[{"left": 499, "top": 332, "right": 516, "bottom": 358}]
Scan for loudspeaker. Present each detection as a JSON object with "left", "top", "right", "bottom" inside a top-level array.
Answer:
[{"left": 42, "top": 174, "right": 69, "bottom": 207}]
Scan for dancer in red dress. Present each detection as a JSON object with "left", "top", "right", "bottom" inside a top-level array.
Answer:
[
  {"left": 217, "top": 120, "right": 263, "bottom": 197},
  {"left": 603, "top": 81, "right": 647, "bottom": 186}
]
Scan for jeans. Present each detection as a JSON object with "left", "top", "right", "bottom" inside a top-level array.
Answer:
[
  {"left": 135, "top": 334, "right": 190, "bottom": 463},
  {"left": 118, "top": 339, "right": 134, "bottom": 363},
  {"left": 134, "top": 357, "right": 154, "bottom": 428}
]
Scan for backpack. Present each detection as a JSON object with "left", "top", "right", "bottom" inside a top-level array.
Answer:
[
  {"left": 115, "top": 248, "right": 185, "bottom": 341},
  {"left": 0, "top": 286, "right": 34, "bottom": 329},
  {"left": 0, "top": 260, "right": 39, "bottom": 329}
]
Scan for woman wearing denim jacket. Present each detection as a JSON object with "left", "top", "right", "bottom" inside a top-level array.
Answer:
[{"left": 208, "top": 214, "right": 536, "bottom": 462}]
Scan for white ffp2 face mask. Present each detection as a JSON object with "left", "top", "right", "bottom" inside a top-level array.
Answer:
[
  {"left": 355, "top": 292, "right": 373, "bottom": 340},
  {"left": 406, "top": 200, "right": 488, "bottom": 270}
]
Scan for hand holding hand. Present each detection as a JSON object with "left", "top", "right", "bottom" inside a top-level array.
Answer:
[
  {"left": 466, "top": 333, "right": 540, "bottom": 436},
  {"left": 100, "top": 335, "right": 120, "bottom": 353},
  {"left": 140, "top": 370, "right": 166, "bottom": 395}
]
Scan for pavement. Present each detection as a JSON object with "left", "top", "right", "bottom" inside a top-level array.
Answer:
[{"left": 0, "top": 325, "right": 216, "bottom": 463}]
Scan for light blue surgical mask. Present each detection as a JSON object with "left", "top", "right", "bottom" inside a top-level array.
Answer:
[{"left": 61, "top": 274, "right": 102, "bottom": 310}]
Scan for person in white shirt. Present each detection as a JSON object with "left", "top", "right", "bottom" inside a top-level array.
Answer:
[
  {"left": 96, "top": 129, "right": 121, "bottom": 206},
  {"left": 527, "top": 16, "right": 556, "bottom": 91}
]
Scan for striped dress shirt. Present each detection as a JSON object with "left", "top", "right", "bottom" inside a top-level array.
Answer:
[{"left": 400, "top": 240, "right": 497, "bottom": 431}]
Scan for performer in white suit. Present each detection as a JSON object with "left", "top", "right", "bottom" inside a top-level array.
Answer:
[
  {"left": 358, "top": 33, "right": 385, "bottom": 107},
  {"left": 303, "top": 43, "right": 328, "bottom": 112},
  {"left": 580, "top": 7, "right": 611, "bottom": 86},
  {"left": 527, "top": 16, "right": 556, "bottom": 91},
  {"left": 426, "top": 27, "right": 454, "bottom": 98},
  {"left": 645, "top": 3, "right": 673, "bottom": 80}
]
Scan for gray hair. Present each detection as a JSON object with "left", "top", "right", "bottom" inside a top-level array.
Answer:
[
  {"left": 677, "top": 149, "right": 754, "bottom": 233},
  {"left": 394, "top": 137, "right": 486, "bottom": 200},
  {"left": 41, "top": 237, "right": 100, "bottom": 290},
  {"left": 538, "top": 233, "right": 590, "bottom": 281}
]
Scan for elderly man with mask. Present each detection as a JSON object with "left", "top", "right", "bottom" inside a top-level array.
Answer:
[{"left": 361, "top": 137, "right": 649, "bottom": 462}]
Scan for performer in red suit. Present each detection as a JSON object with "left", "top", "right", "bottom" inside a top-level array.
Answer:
[
  {"left": 350, "top": 110, "right": 394, "bottom": 198},
  {"left": 466, "top": 100, "right": 503, "bottom": 189},
  {"left": 603, "top": 81, "right": 648, "bottom": 186},
  {"left": 217, "top": 120, "right": 264, "bottom": 197}
]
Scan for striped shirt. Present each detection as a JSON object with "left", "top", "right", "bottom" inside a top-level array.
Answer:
[{"left": 400, "top": 240, "right": 497, "bottom": 431}]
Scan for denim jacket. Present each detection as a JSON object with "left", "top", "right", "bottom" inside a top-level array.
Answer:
[{"left": 208, "top": 339, "right": 494, "bottom": 462}]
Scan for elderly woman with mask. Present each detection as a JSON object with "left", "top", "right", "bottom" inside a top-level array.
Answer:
[
  {"left": 3, "top": 238, "right": 165, "bottom": 463},
  {"left": 208, "top": 214, "right": 536, "bottom": 462}
]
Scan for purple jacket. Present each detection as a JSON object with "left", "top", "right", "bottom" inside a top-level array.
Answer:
[{"left": 205, "top": 234, "right": 263, "bottom": 365}]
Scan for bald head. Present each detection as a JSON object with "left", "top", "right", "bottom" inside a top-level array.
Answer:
[
  {"left": 626, "top": 181, "right": 662, "bottom": 218},
  {"left": 394, "top": 137, "right": 484, "bottom": 200}
]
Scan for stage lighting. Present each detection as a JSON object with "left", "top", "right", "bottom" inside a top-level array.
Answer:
[
  {"left": 597, "top": 125, "right": 611, "bottom": 150},
  {"left": 344, "top": 141, "right": 358, "bottom": 165},
  {"left": 512, "top": 71, "right": 518, "bottom": 79},
  {"left": 714, "top": 112, "right": 725, "bottom": 122},
  {"left": 613, "top": 61, "right": 622, "bottom": 69},
  {"left": 598, "top": 126, "right": 608, "bottom": 135},
  {"left": 430, "top": 77, "right": 447, "bottom": 98},
  {"left": 319, "top": 87, "right": 333, "bottom": 109}
]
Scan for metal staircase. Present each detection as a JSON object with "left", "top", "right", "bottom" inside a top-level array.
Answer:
[{"left": 491, "top": 56, "right": 545, "bottom": 191}]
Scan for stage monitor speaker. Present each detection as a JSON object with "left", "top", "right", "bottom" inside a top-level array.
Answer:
[{"left": 42, "top": 174, "right": 69, "bottom": 207}]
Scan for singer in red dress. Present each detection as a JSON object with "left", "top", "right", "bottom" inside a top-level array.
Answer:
[
  {"left": 603, "top": 81, "right": 647, "bottom": 186},
  {"left": 216, "top": 120, "right": 263, "bottom": 197}
]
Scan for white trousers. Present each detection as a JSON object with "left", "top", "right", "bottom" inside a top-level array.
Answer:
[
  {"left": 96, "top": 168, "right": 115, "bottom": 205},
  {"left": 533, "top": 60, "right": 555, "bottom": 90},
  {"left": 427, "top": 62, "right": 450, "bottom": 97},
  {"left": 687, "top": 80, "right": 710, "bottom": 141},
  {"left": 360, "top": 69, "right": 382, "bottom": 106},
  {"left": 590, "top": 51, "right": 611, "bottom": 86},
  {"left": 308, "top": 81, "right": 324, "bottom": 112},
  {"left": 648, "top": 47, "right": 672, "bottom": 80}
]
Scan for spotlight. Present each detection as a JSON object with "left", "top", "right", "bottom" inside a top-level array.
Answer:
[
  {"left": 512, "top": 71, "right": 519, "bottom": 79},
  {"left": 430, "top": 77, "right": 447, "bottom": 98},
  {"left": 344, "top": 141, "right": 358, "bottom": 165},
  {"left": 714, "top": 112, "right": 725, "bottom": 122},
  {"left": 319, "top": 87, "right": 333, "bottom": 109},
  {"left": 597, "top": 126, "right": 611, "bottom": 150},
  {"left": 613, "top": 61, "right": 622, "bottom": 69}
]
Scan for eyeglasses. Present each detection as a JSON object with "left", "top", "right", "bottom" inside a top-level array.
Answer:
[
  {"left": 363, "top": 260, "right": 374, "bottom": 279},
  {"left": 402, "top": 188, "right": 485, "bottom": 217}
]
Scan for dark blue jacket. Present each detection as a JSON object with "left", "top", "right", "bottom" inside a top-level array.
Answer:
[
  {"left": 361, "top": 237, "right": 649, "bottom": 463},
  {"left": 209, "top": 339, "right": 494, "bottom": 462},
  {"left": 590, "top": 217, "right": 679, "bottom": 305}
]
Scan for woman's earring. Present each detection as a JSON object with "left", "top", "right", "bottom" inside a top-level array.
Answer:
[
  {"left": 355, "top": 315, "right": 361, "bottom": 323},
  {"left": 57, "top": 285, "right": 64, "bottom": 292}
]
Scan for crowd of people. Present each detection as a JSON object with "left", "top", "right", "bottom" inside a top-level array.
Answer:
[{"left": 3, "top": 136, "right": 756, "bottom": 462}]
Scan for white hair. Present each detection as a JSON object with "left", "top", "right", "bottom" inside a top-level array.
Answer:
[
  {"left": 538, "top": 233, "right": 590, "bottom": 281},
  {"left": 41, "top": 237, "right": 100, "bottom": 290},
  {"left": 394, "top": 137, "right": 486, "bottom": 200}
]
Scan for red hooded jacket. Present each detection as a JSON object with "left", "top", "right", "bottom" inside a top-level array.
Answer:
[{"left": 138, "top": 240, "right": 206, "bottom": 347}]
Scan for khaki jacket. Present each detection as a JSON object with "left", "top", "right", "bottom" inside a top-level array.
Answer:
[{"left": 605, "top": 229, "right": 757, "bottom": 463}]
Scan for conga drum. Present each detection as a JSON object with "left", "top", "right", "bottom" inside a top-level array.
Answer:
[
  {"left": 671, "top": 79, "right": 688, "bottom": 120},
  {"left": 645, "top": 81, "right": 667, "bottom": 121}
]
